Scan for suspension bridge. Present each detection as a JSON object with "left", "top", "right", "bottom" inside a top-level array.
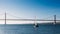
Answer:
[
  {"left": 0, "top": 12, "right": 60, "bottom": 25},
  {"left": 0, "top": 12, "right": 60, "bottom": 34}
]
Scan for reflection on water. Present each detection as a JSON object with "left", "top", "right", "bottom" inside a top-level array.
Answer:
[{"left": 0, "top": 23, "right": 60, "bottom": 34}]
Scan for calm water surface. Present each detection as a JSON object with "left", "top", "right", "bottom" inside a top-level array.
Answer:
[{"left": 0, "top": 23, "right": 60, "bottom": 34}]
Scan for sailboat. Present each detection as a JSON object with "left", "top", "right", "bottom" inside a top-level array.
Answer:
[
  {"left": 34, "top": 16, "right": 39, "bottom": 28},
  {"left": 34, "top": 23, "right": 39, "bottom": 28}
]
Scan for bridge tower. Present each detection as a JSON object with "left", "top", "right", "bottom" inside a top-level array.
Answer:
[
  {"left": 53, "top": 15, "right": 56, "bottom": 24},
  {"left": 5, "top": 12, "right": 6, "bottom": 25}
]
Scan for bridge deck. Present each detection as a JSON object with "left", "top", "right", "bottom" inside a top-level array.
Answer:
[{"left": 0, "top": 19, "right": 60, "bottom": 21}]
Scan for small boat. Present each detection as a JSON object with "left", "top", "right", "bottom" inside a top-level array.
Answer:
[{"left": 34, "top": 23, "right": 39, "bottom": 28}]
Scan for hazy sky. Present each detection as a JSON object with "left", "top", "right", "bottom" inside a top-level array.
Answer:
[{"left": 0, "top": 0, "right": 60, "bottom": 20}]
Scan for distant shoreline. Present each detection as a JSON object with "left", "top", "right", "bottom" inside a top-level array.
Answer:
[{"left": 0, "top": 22, "right": 60, "bottom": 25}]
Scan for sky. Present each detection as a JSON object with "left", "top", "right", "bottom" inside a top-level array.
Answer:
[{"left": 0, "top": 0, "right": 60, "bottom": 24}]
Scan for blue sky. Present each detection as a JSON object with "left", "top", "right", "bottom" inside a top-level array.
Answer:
[{"left": 0, "top": 0, "right": 60, "bottom": 19}]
